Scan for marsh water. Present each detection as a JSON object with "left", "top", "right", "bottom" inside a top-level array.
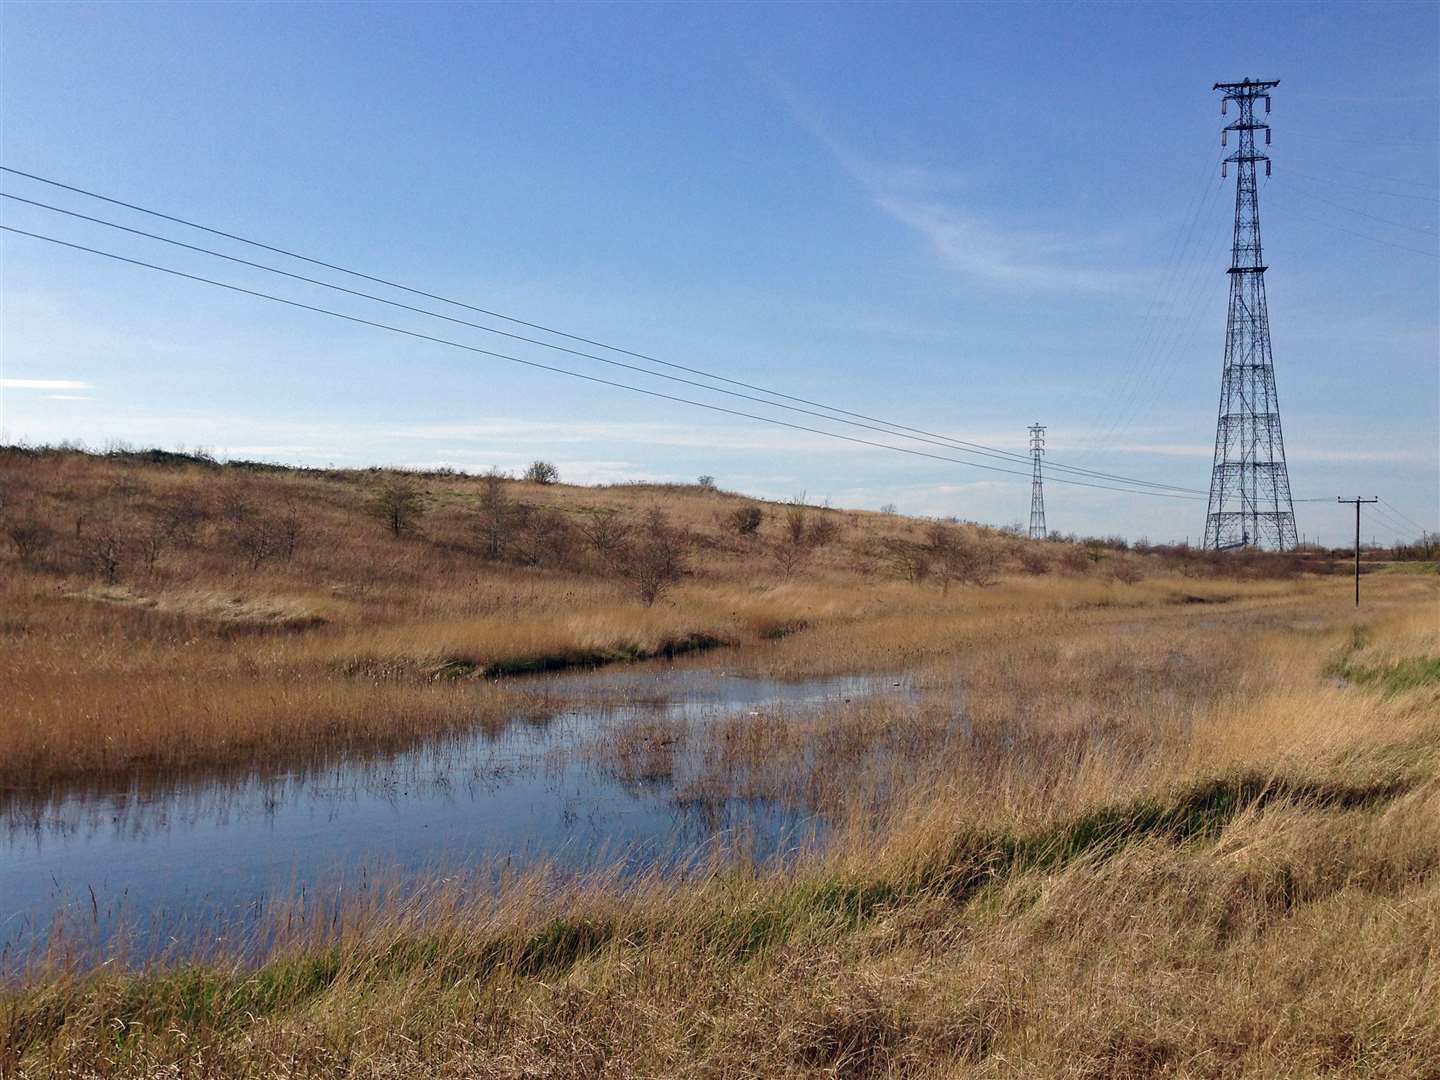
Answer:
[{"left": 1, "top": 665, "right": 917, "bottom": 969}]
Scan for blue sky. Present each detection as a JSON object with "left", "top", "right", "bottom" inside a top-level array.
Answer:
[{"left": 1, "top": 1, "right": 1436, "bottom": 546}]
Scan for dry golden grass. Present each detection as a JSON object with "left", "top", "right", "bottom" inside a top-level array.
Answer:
[{"left": 3, "top": 447, "right": 1438, "bottom": 1077}]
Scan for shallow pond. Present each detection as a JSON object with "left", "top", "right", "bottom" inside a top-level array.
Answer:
[{"left": 1, "top": 667, "right": 917, "bottom": 969}]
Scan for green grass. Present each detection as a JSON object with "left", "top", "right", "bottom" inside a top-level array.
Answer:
[{"left": 1326, "top": 626, "right": 1440, "bottom": 695}]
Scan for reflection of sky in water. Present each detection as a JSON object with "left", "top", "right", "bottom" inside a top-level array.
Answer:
[{"left": 1, "top": 669, "right": 916, "bottom": 969}]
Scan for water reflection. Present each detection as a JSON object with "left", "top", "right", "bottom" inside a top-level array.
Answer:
[{"left": 1, "top": 666, "right": 916, "bottom": 969}]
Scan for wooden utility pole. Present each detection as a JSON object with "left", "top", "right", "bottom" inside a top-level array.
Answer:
[{"left": 1337, "top": 497, "right": 1378, "bottom": 607}]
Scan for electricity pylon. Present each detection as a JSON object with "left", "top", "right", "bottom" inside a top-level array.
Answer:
[
  {"left": 1202, "top": 78, "right": 1298, "bottom": 551},
  {"left": 1028, "top": 422, "right": 1047, "bottom": 540}
]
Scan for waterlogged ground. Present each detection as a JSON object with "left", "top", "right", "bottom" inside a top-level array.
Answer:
[{"left": 1, "top": 665, "right": 920, "bottom": 969}]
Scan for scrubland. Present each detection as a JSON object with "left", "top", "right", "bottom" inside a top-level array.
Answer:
[{"left": 1, "top": 445, "right": 1438, "bottom": 1077}]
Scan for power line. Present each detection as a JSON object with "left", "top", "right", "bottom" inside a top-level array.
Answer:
[
  {"left": 1279, "top": 184, "right": 1439, "bottom": 237},
  {"left": 0, "top": 165, "right": 1203, "bottom": 495},
  {"left": 1286, "top": 169, "right": 1440, "bottom": 204},
  {"left": 1068, "top": 152, "right": 1226, "bottom": 462},
  {"left": 2, "top": 191, "right": 1204, "bottom": 496},
  {"left": 1276, "top": 203, "right": 1440, "bottom": 258},
  {"left": 1379, "top": 497, "right": 1433, "bottom": 534},
  {"left": 1299, "top": 160, "right": 1439, "bottom": 191},
  {"left": 1, "top": 224, "right": 1209, "bottom": 501}
]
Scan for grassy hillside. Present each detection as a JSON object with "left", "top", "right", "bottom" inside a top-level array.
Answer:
[{"left": 1, "top": 443, "right": 1301, "bottom": 787}]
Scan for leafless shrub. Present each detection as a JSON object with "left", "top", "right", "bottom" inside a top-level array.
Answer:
[
  {"left": 6, "top": 519, "right": 56, "bottom": 564},
  {"left": 475, "top": 470, "right": 522, "bottom": 560},
  {"left": 724, "top": 504, "right": 764, "bottom": 536},
  {"left": 1058, "top": 544, "right": 1092, "bottom": 575},
  {"left": 515, "top": 507, "right": 575, "bottom": 567},
  {"left": 581, "top": 510, "right": 631, "bottom": 569},
  {"left": 371, "top": 476, "right": 425, "bottom": 538},
  {"left": 925, "top": 524, "right": 998, "bottom": 591},
  {"left": 155, "top": 496, "right": 208, "bottom": 548},
  {"left": 273, "top": 508, "right": 305, "bottom": 561},
  {"left": 774, "top": 497, "right": 835, "bottom": 576},
  {"left": 80, "top": 527, "right": 125, "bottom": 583},
  {"left": 621, "top": 509, "right": 688, "bottom": 606},
  {"left": 696, "top": 474, "right": 717, "bottom": 492},
  {"left": 885, "top": 538, "right": 930, "bottom": 584},
  {"left": 1019, "top": 546, "right": 1051, "bottom": 575},
  {"left": 134, "top": 523, "right": 167, "bottom": 574},
  {"left": 523, "top": 460, "right": 559, "bottom": 485},
  {"left": 1112, "top": 559, "right": 1144, "bottom": 585},
  {"left": 231, "top": 515, "right": 278, "bottom": 569}
]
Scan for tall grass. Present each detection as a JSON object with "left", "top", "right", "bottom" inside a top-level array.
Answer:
[{"left": 3, "top": 447, "right": 1438, "bottom": 1076}]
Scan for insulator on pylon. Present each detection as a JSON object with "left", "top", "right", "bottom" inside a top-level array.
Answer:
[
  {"left": 1265, "top": 127, "right": 1271, "bottom": 145},
  {"left": 1221, "top": 130, "right": 1228, "bottom": 147},
  {"left": 1265, "top": 160, "right": 1272, "bottom": 177},
  {"left": 1221, "top": 161, "right": 1228, "bottom": 179},
  {"left": 1221, "top": 99, "right": 1228, "bottom": 116},
  {"left": 1263, "top": 95, "right": 1271, "bottom": 113}
]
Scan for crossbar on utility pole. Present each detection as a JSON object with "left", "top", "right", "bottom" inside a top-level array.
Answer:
[{"left": 1337, "top": 497, "right": 1378, "bottom": 607}]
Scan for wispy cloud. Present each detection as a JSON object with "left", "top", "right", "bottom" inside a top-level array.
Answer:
[
  {"left": 2, "top": 378, "right": 95, "bottom": 390},
  {"left": 874, "top": 197, "right": 1141, "bottom": 295},
  {"left": 765, "top": 70, "right": 1137, "bottom": 295}
]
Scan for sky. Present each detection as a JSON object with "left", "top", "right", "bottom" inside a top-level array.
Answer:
[{"left": 1, "top": 1, "right": 1436, "bottom": 546}]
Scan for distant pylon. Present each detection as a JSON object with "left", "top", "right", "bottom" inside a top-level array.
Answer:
[
  {"left": 1028, "top": 422, "right": 1047, "bottom": 540},
  {"left": 1202, "top": 78, "right": 1298, "bottom": 551}
]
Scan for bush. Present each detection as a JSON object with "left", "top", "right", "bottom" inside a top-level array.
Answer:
[
  {"left": 581, "top": 511, "right": 631, "bottom": 568},
  {"left": 6, "top": 519, "right": 56, "bottom": 564},
  {"left": 154, "top": 496, "right": 208, "bottom": 548},
  {"left": 80, "top": 527, "right": 125, "bottom": 583},
  {"left": 1019, "top": 546, "right": 1051, "bottom": 575},
  {"left": 774, "top": 498, "right": 837, "bottom": 576},
  {"left": 725, "top": 504, "right": 764, "bottom": 536},
  {"left": 515, "top": 508, "right": 575, "bottom": 567},
  {"left": 475, "top": 470, "right": 520, "bottom": 559},
  {"left": 372, "top": 477, "right": 425, "bottom": 538},
  {"left": 696, "top": 475, "right": 717, "bottom": 491},
  {"left": 622, "top": 509, "right": 688, "bottom": 606},
  {"left": 524, "top": 461, "right": 559, "bottom": 485},
  {"left": 924, "top": 523, "right": 998, "bottom": 591}
]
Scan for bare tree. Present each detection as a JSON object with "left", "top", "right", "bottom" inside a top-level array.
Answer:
[
  {"left": 80, "top": 527, "right": 125, "bottom": 584},
  {"left": 696, "top": 474, "right": 717, "bottom": 491},
  {"left": 622, "top": 509, "right": 688, "bottom": 606},
  {"left": 523, "top": 460, "right": 559, "bottom": 485},
  {"left": 581, "top": 510, "right": 631, "bottom": 569},
  {"left": 515, "top": 507, "right": 575, "bottom": 567},
  {"left": 885, "top": 537, "right": 931, "bottom": 585},
  {"left": 6, "top": 519, "right": 56, "bottom": 565},
  {"left": 155, "top": 496, "right": 208, "bottom": 548},
  {"left": 926, "top": 524, "right": 998, "bottom": 592},
  {"left": 475, "top": 470, "right": 521, "bottom": 559},
  {"left": 372, "top": 476, "right": 425, "bottom": 538},
  {"left": 274, "top": 508, "right": 305, "bottom": 561},
  {"left": 135, "top": 523, "right": 168, "bottom": 574},
  {"left": 773, "top": 497, "right": 837, "bottom": 577}
]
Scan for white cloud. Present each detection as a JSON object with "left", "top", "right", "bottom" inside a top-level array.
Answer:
[
  {"left": 875, "top": 197, "right": 1142, "bottom": 295},
  {"left": 766, "top": 70, "right": 1138, "bottom": 295},
  {"left": 2, "top": 378, "right": 95, "bottom": 390}
]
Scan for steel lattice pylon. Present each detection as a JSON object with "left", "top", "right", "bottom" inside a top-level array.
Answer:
[
  {"left": 1203, "top": 78, "right": 1298, "bottom": 551},
  {"left": 1028, "top": 422, "right": 1047, "bottom": 540}
]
